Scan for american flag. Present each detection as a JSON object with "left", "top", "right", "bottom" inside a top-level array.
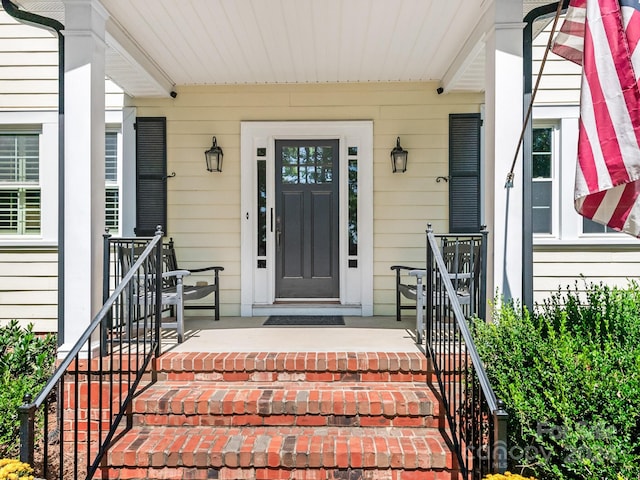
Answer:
[{"left": 552, "top": 0, "right": 640, "bottom": 236}]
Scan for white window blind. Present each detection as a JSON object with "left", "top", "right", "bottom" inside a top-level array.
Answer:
[
  {"left": 105, "top": 131, "right": 119, "bottom": 233},
  {"left": 0, "top": 134, "right": 40, "bottom": 235}
]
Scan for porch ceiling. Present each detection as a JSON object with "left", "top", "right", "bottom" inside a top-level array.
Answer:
[{"left": 15, "top": 0, "right": 543, "bottom": 98}]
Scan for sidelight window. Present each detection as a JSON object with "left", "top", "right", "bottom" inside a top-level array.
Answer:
[
  {"left": 348, "top": 147, "right": 358, "bottom": 268},
  {"left": 257, "top": 149, "right": 267, "bottom": 268}
]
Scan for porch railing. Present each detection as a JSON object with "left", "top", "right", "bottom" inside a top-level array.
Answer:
[
  {"left": 18, "top": 227, "right": 164, "bottom": 480},
  {"left": 423, "top": 225, "right": 508, "bottom": 479}
]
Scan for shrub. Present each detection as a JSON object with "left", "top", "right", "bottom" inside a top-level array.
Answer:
[
  {"left": 472, "top": 282, "right": 640, "bottom": 480},
  {"left": 0, "top": 320, "right": 56, "bottom": 459}
]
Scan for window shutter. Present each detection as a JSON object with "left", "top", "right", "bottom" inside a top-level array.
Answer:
[
  {"left": 449, "top": 113, "right": 481, "bottom": 233},
  {"left": 135, "top": 117, "right": 167, "bottom": 236}
]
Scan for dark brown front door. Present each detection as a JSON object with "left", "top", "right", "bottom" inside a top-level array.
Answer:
[{"left": 275, "top": 140, "right": 339, "bottom": 298}]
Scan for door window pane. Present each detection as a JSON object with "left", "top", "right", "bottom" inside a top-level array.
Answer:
[
  {"left": 282, "top": 165, "right": 299, "bottom": 184},
  {"left": 281, "top": 145, "right": 334, "bottom": 185}
]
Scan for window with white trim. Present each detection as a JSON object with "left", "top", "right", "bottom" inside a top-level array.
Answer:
[
  {"left": 532, "top": 126, "right": 555, "bottom": 234},
  {"left": 533, "top": 113, "right": 628, "bottom": 242},
  {"left": 0, "top": 132, "right": 41, "bottom": 235},
  {"left": 105, "top": 131, "right": 119, "bottom": 233}
]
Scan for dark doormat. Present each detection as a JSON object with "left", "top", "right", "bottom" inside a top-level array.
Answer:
[{"left": 263, "top": 315, "right": 345, "bottom": 326}]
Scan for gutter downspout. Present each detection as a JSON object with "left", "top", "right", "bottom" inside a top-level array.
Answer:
[
  {"left": 522, "top": 1, "right": 569, "bottom": 313},
  {"left": 1, "top": 0, "right": 65, "bottom": 346}
]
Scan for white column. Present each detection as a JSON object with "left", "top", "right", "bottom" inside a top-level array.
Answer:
[
  {"left": 483, "top": 0, "right": 524, "bottom": 302},
  {"left": 61, "top": 0, "right": 109, "bottom": 351}
]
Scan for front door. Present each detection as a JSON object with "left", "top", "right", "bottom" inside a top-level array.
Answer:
[{"left": 275, "top": 139, "right": 339, "bottom": 298}]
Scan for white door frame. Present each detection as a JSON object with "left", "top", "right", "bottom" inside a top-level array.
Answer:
[{"left": 240, "top": 121, "right": 373, "bottom": 316}]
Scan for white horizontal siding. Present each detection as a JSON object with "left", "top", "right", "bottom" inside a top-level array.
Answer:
[
  {"left": 134, "top": 82, "right": 482, "bottom": 316},
  {"left": 0, "top": 23, "right": 55, "bottom": 38},
  {"left": 0, "top": 11, "right": 58, "bottom": 110},
  {"left": 532, "top": 89, "right": 581, "bottom": 104},
  {"left": 0, "top": 248, "right": 58, "bottom": 332},
  {"left": 0, "top": 65, "right": 57, "bottom": 79},
  {"left": 533, "top": 59, "right": 581, "bottom": 76},
  {"left": 532, "top": 17, "right": 581, "bottom": 107},
  {"left": 0, "top": 37, "right": 56, "bottom": 51},
  {"left": 533, "top": 247, "right": 640, "bottom": 304},
  {"left": 0, "top": 11, "right": 123, "bottom": 110}
]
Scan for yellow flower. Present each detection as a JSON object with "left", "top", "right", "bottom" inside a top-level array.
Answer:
[
  {"left": 483, "top": 472, "right": 537, "bottom": 480},
  {"left": 0, "top": 459, "right": 33, "bottom": 480}
]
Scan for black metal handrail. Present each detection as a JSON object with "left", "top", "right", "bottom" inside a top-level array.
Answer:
[
  {"left": 18, "top": 228, "right": 164, "bottom": 480},
  {"left": 424, "top": 224, "right": 508, "bottom": 479}
]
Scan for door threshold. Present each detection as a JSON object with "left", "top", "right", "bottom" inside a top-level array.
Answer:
[
  {"left": 252, "top": 304, "right": 362, "bottom": 317},
  {"left": 274, "top": 299, "right": 340, "bottom": 304}
]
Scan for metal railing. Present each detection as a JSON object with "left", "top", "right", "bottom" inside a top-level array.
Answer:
[
  {"left": 18, "top": 228, "right": 164, "bottom": 480},
  {"left": 422, "top": 225, "right": 508, "bottom": 479}
]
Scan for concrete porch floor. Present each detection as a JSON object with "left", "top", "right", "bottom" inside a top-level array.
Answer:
[{"left": 160, "top": 315, "right": 422, "bottom": 354}]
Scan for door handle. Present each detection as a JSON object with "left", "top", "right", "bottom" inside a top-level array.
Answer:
[{"left": 276, "top": 229, "right": 281, "bottom": 250}]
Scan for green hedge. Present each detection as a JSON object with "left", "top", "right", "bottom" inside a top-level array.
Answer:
[
  {"left": 0, "top": 320, "right": 56, "bottom": 458},
  {"left": 472, "top": 282, "right": 640, "bottom": 480}
]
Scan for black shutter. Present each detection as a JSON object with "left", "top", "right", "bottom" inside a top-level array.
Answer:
[
  {"left": 449, "top": 113, "right": 481, "bottom": 233},
  {"left": 135, "top": 117, "right": 167, "bottom": 236}
]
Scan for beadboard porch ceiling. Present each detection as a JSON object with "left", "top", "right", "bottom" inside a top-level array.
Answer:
[{"left": 15, "top": 0, "right": 549, "bottom": 97}]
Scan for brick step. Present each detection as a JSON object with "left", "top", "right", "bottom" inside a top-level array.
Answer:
[
  {"left": 101, "top": 466, "right": 457, "bottom": 480},
  {"left": 101, "top": 467, "right": 458, "bottom": 480},
  {"left": 132, "top": 381, "right": 440, "bottom": 428},
  {"left": 156, "top": 352, "right": 429, "bottom": 382},
  {"left": 106, "top": 426, "right": 453, "bottom": 472},
  {"left": 98, "top": 352, "right": 455, "bottom": 479}
]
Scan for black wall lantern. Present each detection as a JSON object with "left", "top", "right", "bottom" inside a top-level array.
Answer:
[
  {"left": 390, "top": 136, "right": 408, "bottom": 173},
  {"left": 205, "top": 136, "right": 223, "bottom": 172}
]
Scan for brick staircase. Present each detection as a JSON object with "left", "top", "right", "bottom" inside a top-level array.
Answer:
[{"left": 103, "top": 352, "right": 457, "bottom": 479}]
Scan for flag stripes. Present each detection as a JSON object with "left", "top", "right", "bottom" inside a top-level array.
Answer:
[
  {"left": 552, "top": 0, "right": 587, "bottom": 64},
  {"left": 553, "top": 0, "right": 640, "bottom": 236}
]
